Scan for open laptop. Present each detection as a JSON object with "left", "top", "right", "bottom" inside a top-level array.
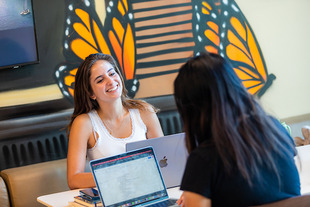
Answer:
[
  {"left": 90, "top": 147, "right": 179, "bottom": 207},
  {"left": 126, "top": 133, "right": 188, "bottom": 188}
]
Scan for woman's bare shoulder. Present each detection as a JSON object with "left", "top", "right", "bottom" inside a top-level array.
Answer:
[
  {"left": 71, "top": 113, "right": 92, "bottom": 132},
  {"left": 74, "top": 113, "right": 91, "bottom": 122},
  {"left": 138, "top": 104, "right": 164, "bottom": 138},
  {"left": 138, "top": 104, "right": 156, "bottom": 118}
]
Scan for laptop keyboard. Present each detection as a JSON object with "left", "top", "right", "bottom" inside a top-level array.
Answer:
[{"left": 148, "top": 199, "right": 179, "bottom": 207}]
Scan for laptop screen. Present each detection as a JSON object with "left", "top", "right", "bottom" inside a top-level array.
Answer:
[{"left": 90, "top": 147, "right": 169, "bottom": 207}]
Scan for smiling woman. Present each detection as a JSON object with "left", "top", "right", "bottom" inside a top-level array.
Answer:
[{"left": 66, "top": 53, "right": 164, "bottom": 190}]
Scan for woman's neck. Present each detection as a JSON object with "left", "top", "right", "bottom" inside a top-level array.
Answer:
[
  {"left": 96, "top": 99, "right": 131, "bottom": 137},
  {"left": 97, "top": 98, "right": 126, "bottom": 121}
]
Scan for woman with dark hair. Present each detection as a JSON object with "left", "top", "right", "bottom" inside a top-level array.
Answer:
[
  {"left": 174, "top": 53, "right": 300, "bottom": 206},
  {"left": 67, "top": 53, "right": 163, "bottom": 189}
]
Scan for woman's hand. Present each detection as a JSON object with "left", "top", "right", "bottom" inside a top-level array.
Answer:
[
  {"left": 176, "top": 192, "right": 185, "bottom": 206},
  {"left": 181, "top": 191, "right": 211, "bottom": 207}
]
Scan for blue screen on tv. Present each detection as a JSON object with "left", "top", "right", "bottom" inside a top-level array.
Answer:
[{"left": 0, "top": 0, "right": 39, "bottom": 69}]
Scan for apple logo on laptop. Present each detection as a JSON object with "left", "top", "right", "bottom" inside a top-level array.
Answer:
[{"left": 159, "top": 156, "right": 168, "bottom": 168}]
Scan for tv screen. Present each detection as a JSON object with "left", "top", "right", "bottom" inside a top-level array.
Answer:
[{"left": 0, "top": 0, "right": 39, "bottom": 69}]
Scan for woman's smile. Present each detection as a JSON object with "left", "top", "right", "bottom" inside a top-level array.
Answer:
[{"left": 106, "top": 84, "right": 118, "bottom": 93}]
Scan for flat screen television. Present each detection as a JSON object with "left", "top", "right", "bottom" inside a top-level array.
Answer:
[{"left": 0, "top": 0, "right": 39, "bottom": 70}]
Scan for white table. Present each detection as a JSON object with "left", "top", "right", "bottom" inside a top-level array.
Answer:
[{"left": 37, "top": 187, "right": 183, "bottom": 207}]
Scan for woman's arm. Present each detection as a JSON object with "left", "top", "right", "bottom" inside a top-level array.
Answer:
[
  {"left": 183, "top": 191, "right": 211, "bottom": 207},
  {"left": 139, "top": 106, "right": 164, "bottom": 138},
  {"left": 67, "top": 114, "right": 96, "bottom": 189}
]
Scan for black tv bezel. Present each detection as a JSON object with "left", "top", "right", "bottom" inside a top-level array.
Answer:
[{"left": 0, "top": 0, "right": 40, "bottom": 70}]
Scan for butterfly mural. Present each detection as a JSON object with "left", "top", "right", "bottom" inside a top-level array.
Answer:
[{"left": 55, "top": 0, "right": 276, "bottom": 103}]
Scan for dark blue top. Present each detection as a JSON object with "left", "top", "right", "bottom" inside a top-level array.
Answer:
[{"left": 180, "top": 119, "right": 300, "bottom": 206}]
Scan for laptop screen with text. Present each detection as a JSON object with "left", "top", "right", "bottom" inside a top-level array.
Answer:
[{"left": 90, "top": 147, "right": 169, "bottom": 207}]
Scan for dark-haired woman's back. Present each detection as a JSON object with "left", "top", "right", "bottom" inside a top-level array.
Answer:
[
  {"left": 181, "top": 117, "right": 300, "bottom": 206},
  {"left": 174, "top": 53, "right": 300, "bottom": 207}
]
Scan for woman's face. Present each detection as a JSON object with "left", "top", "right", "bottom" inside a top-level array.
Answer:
[{"left": 89, "top": 60, "right": 123, "bottom": 103}]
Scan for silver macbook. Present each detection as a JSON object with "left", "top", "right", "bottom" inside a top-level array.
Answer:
[
  {"left": 126, "top": 133, "right": 188, "bottom": 188},
  {"left": 90, "top": 147, "right": 179, "bottom": 207}
]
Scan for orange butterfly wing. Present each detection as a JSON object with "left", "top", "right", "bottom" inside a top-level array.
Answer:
[
  {"left": 196, "top": 0, "right": 275, "bottom": 97},
  {"left": 225, "top": 15, "right": 275, "bottom": 96}
]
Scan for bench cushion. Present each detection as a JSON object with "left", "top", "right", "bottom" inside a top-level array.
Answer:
[{"left": 0, "top": 159, "right": 69, "bottom": 207}]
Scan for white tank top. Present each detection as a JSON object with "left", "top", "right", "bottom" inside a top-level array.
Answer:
[{"left": 86, "top": 109, "right": 147, "bottom": 161}]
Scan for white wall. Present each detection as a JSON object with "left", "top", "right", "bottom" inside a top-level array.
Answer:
[{"left": 235, "top": 0, "right": 310, "bottom": 120}]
